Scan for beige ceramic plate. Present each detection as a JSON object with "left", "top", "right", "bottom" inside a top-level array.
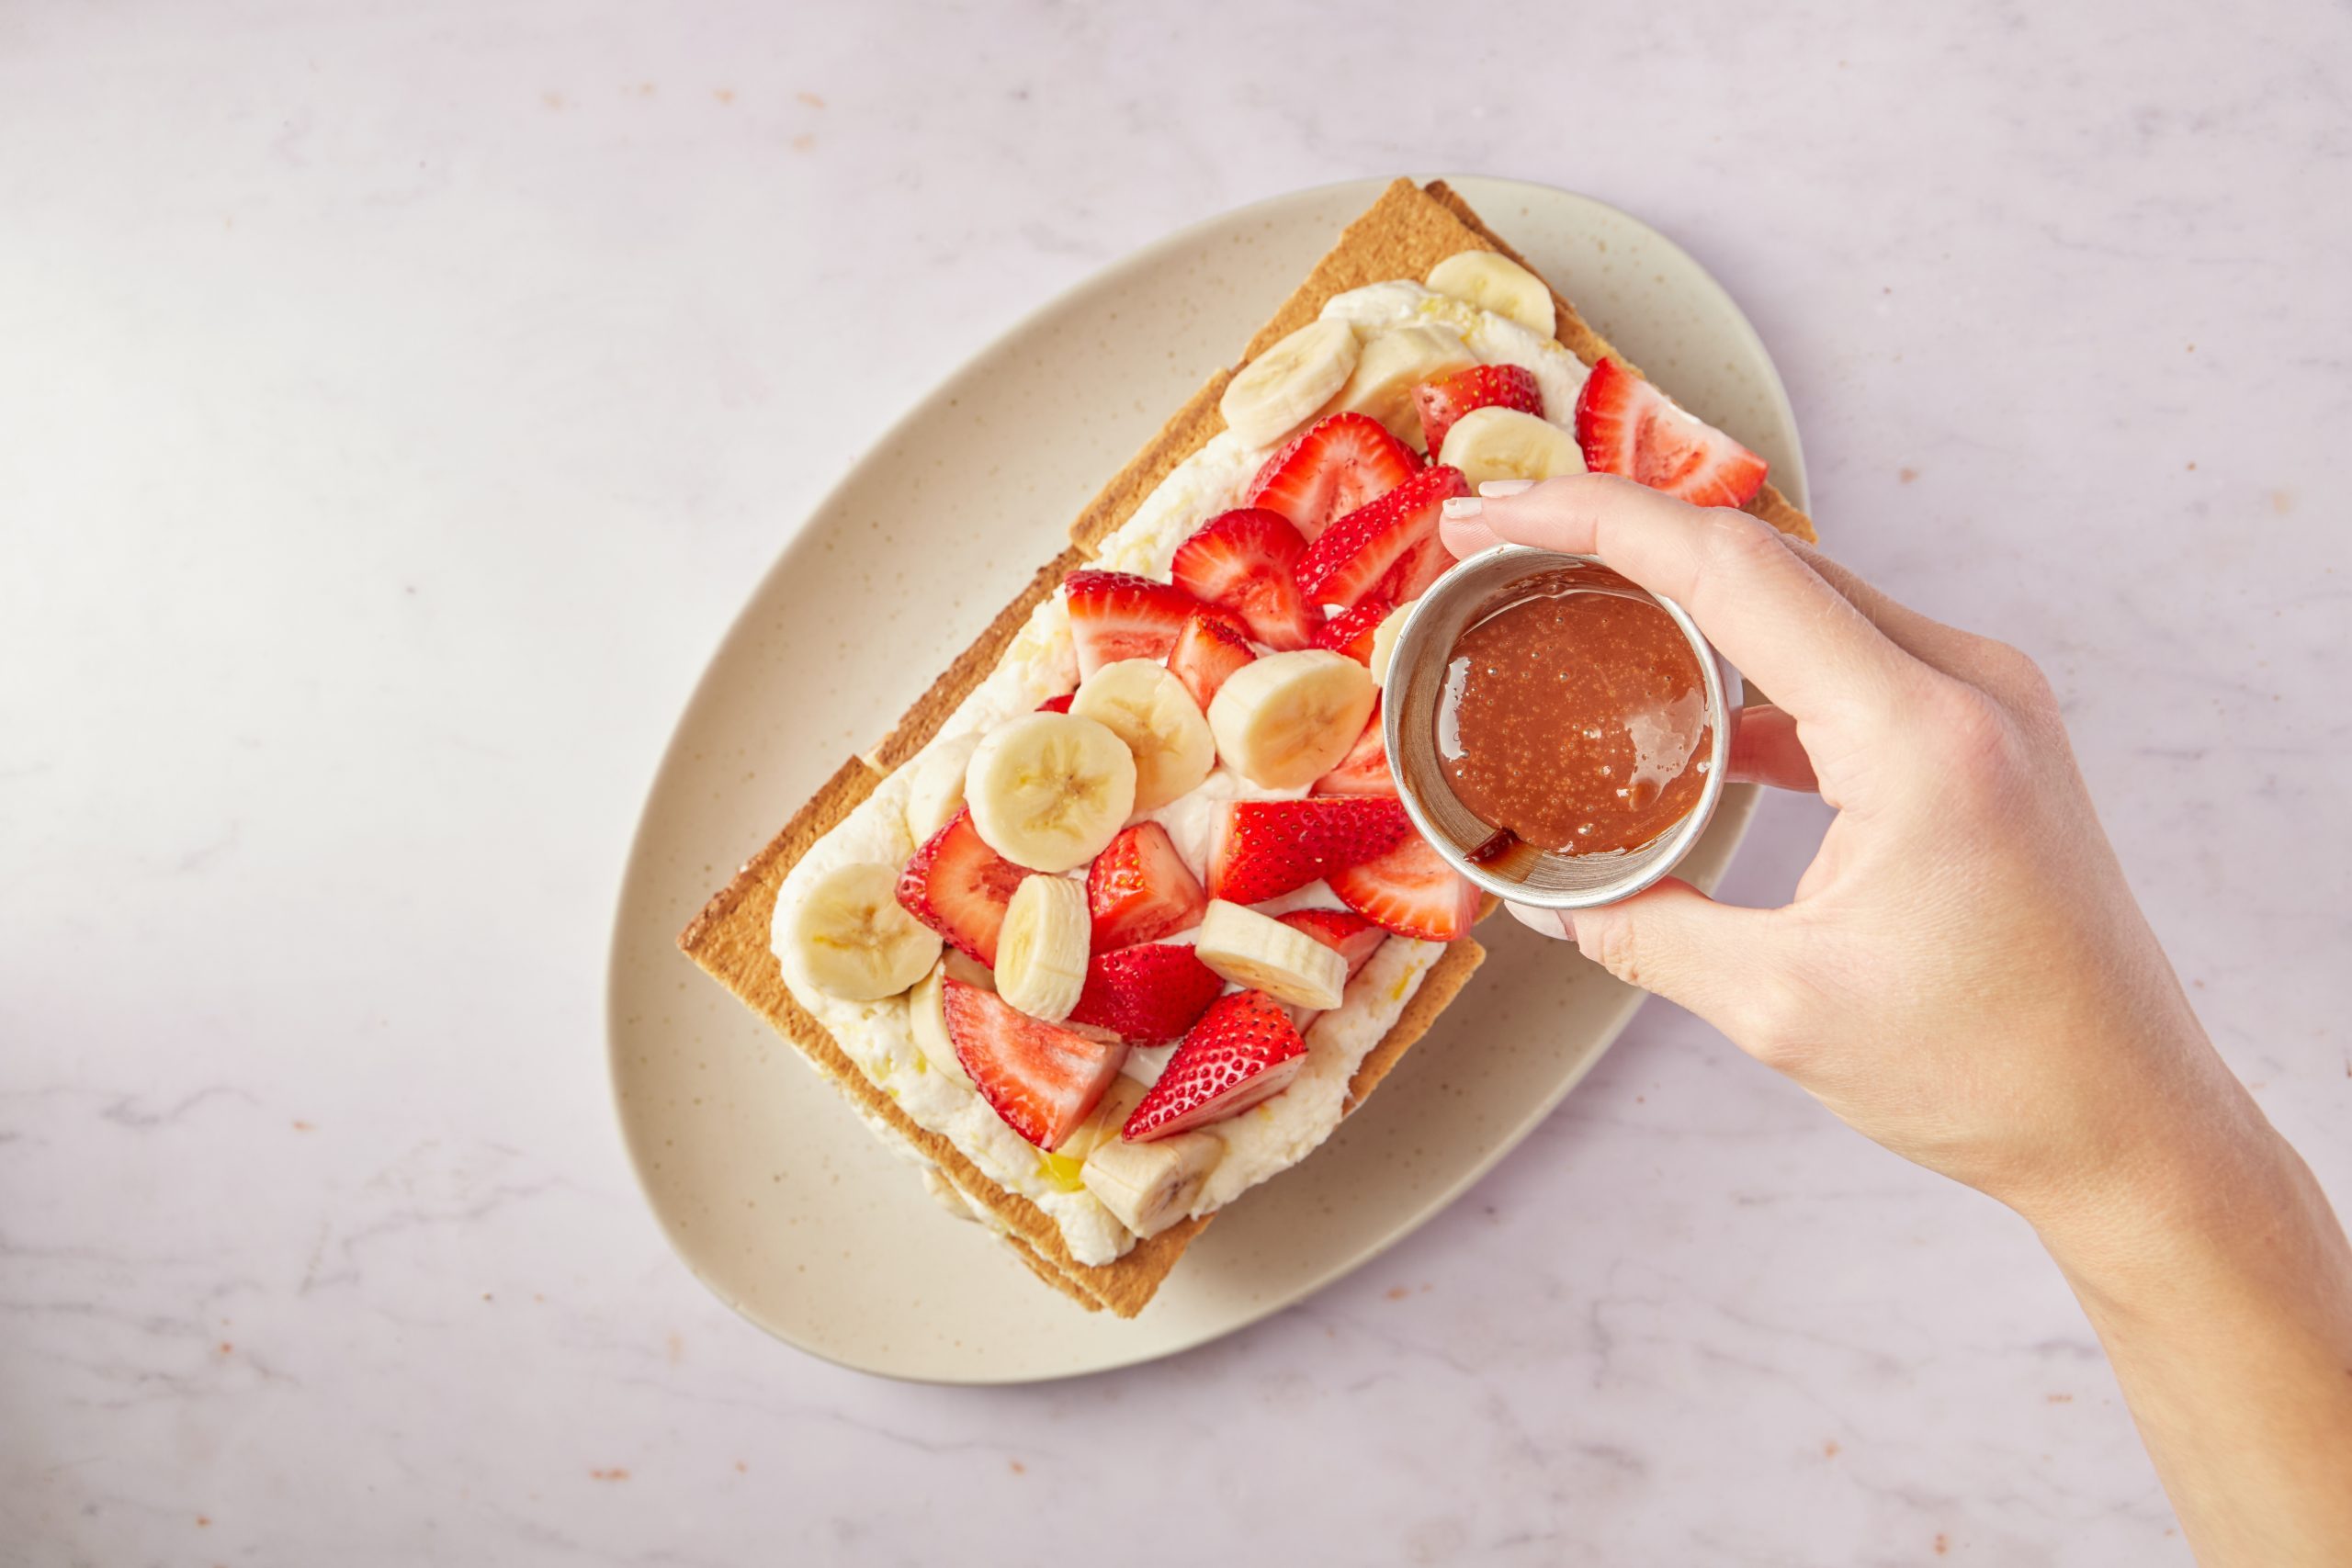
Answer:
[{"left": 608, "top": 176, "right": 1807, "bottom": 1382}]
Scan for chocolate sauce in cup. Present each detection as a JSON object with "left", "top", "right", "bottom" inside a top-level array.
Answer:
[{"left": 1384, "top": 548, "right": 1734, "bottom": 909}]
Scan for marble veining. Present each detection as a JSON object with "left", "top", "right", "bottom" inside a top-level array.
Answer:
[{"left": 4, "top": 2, "right": 2346, "bottom": 1563}]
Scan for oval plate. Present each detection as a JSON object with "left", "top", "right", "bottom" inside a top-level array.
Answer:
[{"left": 607, "top": 176, "right": 1807, "bottom": 1382}]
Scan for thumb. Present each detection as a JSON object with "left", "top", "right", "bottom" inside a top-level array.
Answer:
[{"left": 1556, "top": 877, "right": 1791, "bottom": 1047}]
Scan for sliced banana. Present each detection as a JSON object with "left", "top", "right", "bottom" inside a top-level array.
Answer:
[
  {"left": 1317, "top": 324, "right": 1477, "bottom": 451},
  {"left": 1426, "top": 250, "right": 1555, "bottom": 339},
  {"left": 1081, "top": 1126, "right": 1224, "bottom": 1237},
  {"left": 907, "top": 959, "right": 977, "bottom": 1089},
  {"left": 1219, "top": 318, "right": 1359, "bottom": 449},
  {"left": 1206, "top": 649, "right": 1378, "bottom": 790},
  {"left": 993, "top": 874, "right": 1091, "bottom": 1023},
  {"left": 780, "top": 862, "right": 942, "bottom": 1001},
  {"left": 964, "top": 711, "right": 1137, "bottom": 874},
  {"left": 1060, "top": 1075, "right": 1148, "bottom": 1163},
  {"left": 901, "top": 729, "right": 983, "bottom": 842},
  {"left": 1368, "top": 604, "right": 1408, "bottom": 687},
  {"left": 1069, "top": 658, "right": 1216, "bottom": 812},
  {"left": 1438, "top": 405, "right": 1586, "bottom": 491},
  {"left": 1193, "top": 899, "right": 1347, "bottom": 1010}
]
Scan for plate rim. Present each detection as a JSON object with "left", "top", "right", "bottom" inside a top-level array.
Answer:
[{"left": 605, "top": 174, "right": 1807, "bottom": 1382}]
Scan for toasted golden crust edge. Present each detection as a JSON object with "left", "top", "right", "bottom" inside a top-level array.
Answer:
[{"left": 679, "top": 176, "right": 1799, "bottom": 1318}]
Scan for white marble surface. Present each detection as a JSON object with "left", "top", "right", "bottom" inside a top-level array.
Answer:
[{"left": 5, "top": 2, "right": 2346, "bottom": 1562}]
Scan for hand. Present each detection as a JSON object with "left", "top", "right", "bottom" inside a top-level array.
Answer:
[{"left": 1441, "top": 473, "right": 2352, "bottom": 1567}]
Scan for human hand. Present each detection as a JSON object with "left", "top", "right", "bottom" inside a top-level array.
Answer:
[{"left": 1438, "top": 473, "right": 2254, "bottom": 1226}]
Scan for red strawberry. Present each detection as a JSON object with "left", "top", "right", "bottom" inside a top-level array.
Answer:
[
  {"left": 1064, "top": 570, "right": 1235, "bottom": 679},
  {"left": 1086, "top": 821, "right": 1207, "bottom": 950},
  {"left": 1035, "top": 694, "right": 1074, "bottom": 714},
  {"left": 1067, "top": 942, "right": 1224, "bottom": 1044},
  {"left": 943, "top": 980, "right": 1126, "bottom": 1150},
  {"left": 1168, "top": 611, "right": 1254, "bottom": 711},
  {"left": 1276, "top": 908, "right": 1386, "bottom": 978},
  {"left": 897, "top": 807, "right": 1033, "bottom": 965},
  {"left": 1313, "top": 700, "right": 1394, "bottom": 796},
  {"left": 1294, "top": 465, "right": 1469, "bottom": 613},
  {"left": 1244, "top": 412, "right": 1419, "bottom": 542},
  {"left": 1204, "top": 796, "right": 1411, "bottom": 904},
  {"left": 1327, "top": 833, "right": 1479, "bottom": 941},
  {"left": 1413, "top": 363, "right": 1544, "bottom": 458},
  {"left": 1313, "top": 599, "right": 1392, "bottom": 665},
  {"left": 1123, "top": 989, "right": 1306, "bottom": 1142},
  {"left": 1573, "top": 356, "right": 1768, "bottom": 509},
  {"left": 1170, "top": 509, "right": 1317, "bottom": 650}
]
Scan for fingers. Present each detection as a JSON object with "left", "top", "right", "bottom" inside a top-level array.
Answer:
[
  {"left": 1564, "top": 876, "right": 1792, "bottom": 1042},
  {"left": 1727, "top": 703, "right": 1819, "bottom": 793},
  {"left": 1443, "top": 473, "right": 1923, "bottom": 726}
]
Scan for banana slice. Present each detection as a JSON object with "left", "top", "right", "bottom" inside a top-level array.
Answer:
[
  {"left": 1426, "top": 250, "right": 1555, "bottom": 339},
  {"left": 1081, "top": 1126, "right": 1223, "bottom": 1237},
  {"left": 907, "top": 959, "right": 978, "bottom": 1089},
  {"left": 965, "top": 711, "right": 1137, "bottom": 874},
  {"left": 901, "top": 729, "right": 983, "bottom": 842},
  {"left": 781, "top": 862, "right": 942, "bottom": 1001},
  {"left": 1193, "top": 898, "right": 1347, "bottom": 1010},
  {"left": 1206, "top": 649, "right": 1377, "bottom": 790},
  {"left": 993, "top": 874, "right": 1091, "bottom": 1022},
  {"left": 1060, "top": 1075, "right": 1148, "bottom": 1163},
  {"left": 1317, "top": 324, "right": 1477, "bottom": 451},
  {"left": 1368, "top": 604, "right": 1408, "bottom": 687},
  {"left": 1438, "top": 405, "right": 1586, "bottom": 491},
  {"left": 1069, "top": 658, "right": 1216, "bottom": 812},
  {"left": 1219, "top": 318, "right": 1359, "bottom": 449}
]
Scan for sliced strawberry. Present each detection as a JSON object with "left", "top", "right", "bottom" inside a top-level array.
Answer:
[
  {"left": 1204, "top": 796, "right": 1411, "bottom": 905},
  {"left": 1085, "top": 821, "right": 1207, "bottom": 951},
  {"left": 1244, "top": 412, "right": 1419, "bottom": 543},
  {"left": 1327, "top": 833, "right": 1479, "bottom": 942},
  {"left": 944, "top": 980, "right": 1126, "bottom": 1150},
  {"left": 897, "top": 807, "right": 1033, "bottom": 965},
  {"left": 1276, "top": 908, "right": 1386, "bottom": 979},
  {"left": 1413, "top": 363, "right": 1544, "bottom": 458},
  {"left": 1170, "top": 508, "right": 1317, "bottom": 650},
  {"left": 1313, "top": 599, "right": 1392, "bottom": 665},
  {"left": 1067, "top": 942, "right": 1224, "bottom": 1044},
  {"left": 1573, "top": 356, "right": 1768, "bottom": 509},
  {"left": 1294, "top": 464, "right": 1469, "bottom": 613},
  {"left": 1313, "top": 700, "right": 1394, "bottom": 796},
  {"left": 1035, "top": 693, "right": 1074, "bottom": 714},
  {"left": 1064, "top": 570, "right": 1235, "bottom": 679},
  {"left": 1123, "top": 989, "right": 1306, "bottom": 1142},
  {"left": 1168, "top": 611, "right": 1255, "bottom": 712}
]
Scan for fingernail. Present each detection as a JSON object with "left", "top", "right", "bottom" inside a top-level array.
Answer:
[
  {"left": 1440, "top": 497, "right": 1483, "bottom": 522},
  {"left": 1506, "top": 900, "right": 1577, "bottom": 941},
  {"left": 1477, "top": 479, "right": 1537, "bottom": 498}
]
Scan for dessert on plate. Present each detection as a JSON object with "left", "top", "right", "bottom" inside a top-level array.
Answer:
[{"left": 680, "top": 178, "right": 1815, "bottom": 1316}]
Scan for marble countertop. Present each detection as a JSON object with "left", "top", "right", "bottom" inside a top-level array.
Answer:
[{"left": 6, "top": 3, "right": 2346, "bottom": 1562}]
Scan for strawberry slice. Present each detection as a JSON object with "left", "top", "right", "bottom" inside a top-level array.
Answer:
[
  {"left": 1244, "top": 412, "right": 1420, "bottom": 544},
  {"left": 897, "top": 807, "right": 1033, "bottom": 965},
  {"left": 1168, "top": 611, "right": 1255, "bottom": 712},
  {"left": 943, "top": 979, "right": 1127, "bottom": 1150},
  {"left": 1067, "top": 942, "right": 1225, "bottom": 1044},
  {"left": 1413, "top": 363, "right": 1544, "bottom": 457},
  {"left": 1086, "top": 821, "right": 1207, "bottom": 951},
  {"left": 1276, "top": 908, "right": 1386, "bottom": 979},
  {"left": 1123, "top": 989, "right": 1306, "bottom": 1142},
  {"left": 1327, "top": 833, "right": 1479, "bottom": 942},
  {"left": 1313, "top": 599, "right": 1392, "bottom": 665},
  {"left": 1204, "top": 796, "right": 1411, "bottom": 904},
  {"left": 1035, "top": 694, "right": 1074, "bottom": 714},
  {"left": 1573, "top": 356, "right": 1768, "bottom": 509},
  {"left": 1294, "top": 464, "right": 1469, "bottom": 614},
  {"left": 1064, "top": 570, "right": 1235, "bottom": 680},
  {"left": 1170, "top": 508, "right": 1317, "bottom": 650},
  {"left": 1313, "top": 699, "right": 1394, "bottom": 796}
]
